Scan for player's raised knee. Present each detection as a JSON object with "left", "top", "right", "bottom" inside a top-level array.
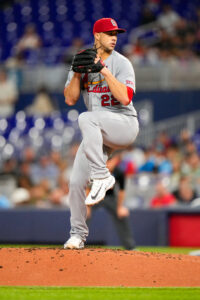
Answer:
[{"left": 78, "top": 112, "right": 90, "bottom": 128}]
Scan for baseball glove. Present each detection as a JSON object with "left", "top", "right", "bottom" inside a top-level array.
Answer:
[{"left": 72, "top": 48, "right": 105, "bottom": 73}]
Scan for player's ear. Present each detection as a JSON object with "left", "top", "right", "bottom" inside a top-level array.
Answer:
[{"left": 94, "top": 32, "right": 100, "bottom": 41}]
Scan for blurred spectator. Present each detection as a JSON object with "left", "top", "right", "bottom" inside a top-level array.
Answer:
[
  {"left": 195, "top": 8, "right": 200, "bottom": 56},
  {"left": 182, "top": 152, "right": 200, "bottom": 192},
  {"left": 155, "top": 131, "right": 173, "bottom": 151},
  {"left": 19, "top": 147, "right": 37, "bottom": 180},
  {"left": 0, "top": 195, "right": 11, "bottom": 208},
  {"left": 22, "top": 146, "right": 37, "bottom": 164},
  {"left": 50, "top": 151, "right": 67, "bottom": 174},
  {"left": 145, "top": 0, "right": 161, "bottom": 13},
  {"left": 169, "top": 157, "right": 182, "bottom": 192},
  {"left": 0, "top": 126, "right": 199, "bottom": 209},
  {"left": 17, "top": 172, "right": 33, "bottom": 192},
  {"left": 0, "top": 158, "right": 18, "bottom": 177},
  {"left": 0, "top": 158, "right": 18, "bottom": 188},
  {"left": 157, "top": 4, "right": 181, "bottom": 35},
  {"left": 0, "top": 68, "right": 18, "bottom": 117},
  {"left": 140, "top": 6, "right": 157, "bottom": 25},
  {"left": 31, "top": 179, "right": 51, "bottom": 207},
  {"left": 156, "top": 144, "right": 181, "bottom": 175},
  {"left": 184, "top": 141, "right": 198, "bottom": 156},
  {"left": 173, "top": 176, "right": 198, "bottom": 206},
  {"left": 156, "top": 29, "right": 173, "bottom": 52},
  {"left": 178, "top": 129, "right": 193, "bottom": 154},
  {"left": 5, "top": 52, "right": 25, "bottom": 89},
  {"left": 123, "top": 41, "right": 159, "bottom": 66},
  {"left": 48, "top": 177, "right": 69, "bottom": 208},
  {"left": 11, "top": 188, "right": 31, "bottom": 207},
  {"left": 5, "top": 52, "right": 25, "bottom": 69},
  {"left": 62, "top": 37, "right": 85, "bottom": 64},
  {"left": 139, "top": 147, "right": 156, "bottom": 172},
  {"left": 122, "top": 38, "right": 147, "bottom": 65},
  {"left": 175, "top": 18, "right": 191, "bottom": 40},
  {"left": 30, "top": 155, "right": 60, "bottom": 189},
  {"left": 150, "top": 180, "right": 176, "bottom": 208},
  {"left": 157, "top": 152, "right": 173, "bottom": 174},
  {"left": 26, "top": 86, "right": 55, "bottom": 116},
  {"left": 15, "top": 24, "right": 42, "bottom": 55},
  {"left": 121, "top": 145, "right": 145, "bottom": 175},
  {"left": 122, "top": 3, "right": 200, "bottom": 65},
  {"left": 0, "top": 158, "right": 18, "bottom": 204}
]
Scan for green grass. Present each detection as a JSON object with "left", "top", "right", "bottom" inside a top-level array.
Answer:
[
  {"left": 137, "top": 247, "right": 200, "bottom": 255},
  {"left": 0, "top": 244, "right": 61, "bottom": 248},
  {"left": 0, "top": 287, "right": 200, "bottom": 300},
  {"left": 0, "top": 244, "right": 199, "bottom": 255},
  {"left": 0, "top": 247, "right": 199, "bottom": 299}
]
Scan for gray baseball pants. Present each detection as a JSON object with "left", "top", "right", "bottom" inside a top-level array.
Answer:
[{"left": 68, "top": 111, "right": 139, "bottom": 241}]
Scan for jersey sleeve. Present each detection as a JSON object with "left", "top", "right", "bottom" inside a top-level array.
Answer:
[{"left": 116, "top": 57, "right": 136, "bottom": 93}]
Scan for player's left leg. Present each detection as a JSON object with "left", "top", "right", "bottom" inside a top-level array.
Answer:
[
  {"left": 64, "top": 141, "right": 110, "bottom": 249},
  {"left": 64, "top": 142, "right": 90, "bottom": 249}
]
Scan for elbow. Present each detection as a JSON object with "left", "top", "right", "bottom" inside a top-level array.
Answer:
[
  {"left": 122, "top": 97, "right": 131, "bottom": 106},
  {"left": 65, "top": 97, "right": 76, "bottom": 106},
  {"left": 122, "top": 86, "right": 134, "bottom": 106},
  {"left": 64, "top": 87, "right": 76, "bottom": 106},
  {"left": 118, "top": 96, "right": 130, "bottom": 106},
  {"left": 115, "top": 86, "right": 133, "bottom": 105}
]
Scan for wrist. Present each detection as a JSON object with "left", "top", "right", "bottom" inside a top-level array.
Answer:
[
  {"left": 74, "top": 73, "right": 82, "bottom": 79},
  {"left": 100, "top": 66, "right": 110, "bottom": 76}
]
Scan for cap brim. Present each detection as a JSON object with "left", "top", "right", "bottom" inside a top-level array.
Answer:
[
  {"left": 116, "top": 28, "right": 126, "bottom": 33},
  {"left": 102, "top": 28, "right": 126, "bottom": 34}
]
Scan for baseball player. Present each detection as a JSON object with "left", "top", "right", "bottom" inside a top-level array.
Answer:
[{"left": 64, "top": 18, "right": 139, "bottom": 249}]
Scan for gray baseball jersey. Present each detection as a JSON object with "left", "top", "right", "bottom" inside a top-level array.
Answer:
[{"left": 65, "top": 50, "right": 137, "bottom": 116}]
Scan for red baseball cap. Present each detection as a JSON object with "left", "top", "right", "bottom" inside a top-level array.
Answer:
[{"left": 93, "top": 18, "right": 126, "bottom": 35}]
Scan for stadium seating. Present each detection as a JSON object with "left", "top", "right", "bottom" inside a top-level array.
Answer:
[
  {"left": 0, "top": 109, "right": 81, "bottom": 162},
  {"left": 0, "top": 0, "right": 199, "bottom": 63}
]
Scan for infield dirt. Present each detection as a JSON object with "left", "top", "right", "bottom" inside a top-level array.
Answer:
[{"left": 0, "top": 248, "right": 200, "bottom": 287}]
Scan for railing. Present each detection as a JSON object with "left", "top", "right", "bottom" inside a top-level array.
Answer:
[
  {"left": 136, "top": 110, "right": 200, "bottom": 147},
  {"left": 4, "top": 60, "right": 200, "bottom": 93}
]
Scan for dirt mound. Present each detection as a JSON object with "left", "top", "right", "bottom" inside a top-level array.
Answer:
[{"left": 0, "top": 248, "right": 200, "bottom": 287}]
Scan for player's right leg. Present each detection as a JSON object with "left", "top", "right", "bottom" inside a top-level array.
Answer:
[
  {"left": 78, "top": 112, "right": 115, "bottom": 206},
  {"left": 64, "top": 142, "right": 90, "bottom": 249},
  {"left": 78, "top": 111, "right": 139, "bottom": 206}
]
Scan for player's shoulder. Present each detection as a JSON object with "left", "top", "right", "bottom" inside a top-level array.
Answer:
[
  {"left": 112, "top": 50, "right": 131, "bottom": 63},
  {"left": 112, "top": 50, "right": 133, "bottom": 68}
]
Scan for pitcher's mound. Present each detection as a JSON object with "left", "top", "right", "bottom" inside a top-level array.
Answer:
[{"left": 0, "top": 248, "right": 200, "bottom": 287}]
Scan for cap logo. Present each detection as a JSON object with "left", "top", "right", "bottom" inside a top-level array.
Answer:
[{"left": 111, "top": 19, "right": 117, "bottom": 27}]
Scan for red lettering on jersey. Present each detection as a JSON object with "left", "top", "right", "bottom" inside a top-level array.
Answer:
[
  {"left": 101, "top": 95, "right": 110, "bottom": 106},
  {"left": 87, "top": 85, "right": 110, "bottom": 93},
  {"left": 126, "top": 80, "right": 134, "bottom": 86},
  {"left": 101, "top": 94, "right": 120, "bottom": 107}
]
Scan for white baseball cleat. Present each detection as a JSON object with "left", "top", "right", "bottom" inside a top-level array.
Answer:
[
  {"left": 64, "top": 236, "right": 84, "bottom": 249},
  {"left": 85, "top": 175, "right": 115, "bottom": 206}
]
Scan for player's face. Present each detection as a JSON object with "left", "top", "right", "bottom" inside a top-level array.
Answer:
[{"left": 98, "top": 31, "right": 118, "bottom": 52}]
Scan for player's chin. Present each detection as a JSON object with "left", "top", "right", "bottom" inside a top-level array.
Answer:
[
  {"left": 107, "top": 45, "right": 115, "bottom": 51},
  {"left": 110, "top": 43, "right": 116, "bottom": 49}
]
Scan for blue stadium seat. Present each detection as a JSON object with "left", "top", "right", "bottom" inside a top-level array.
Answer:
[{"left": 0, "top": 0, "right": 199, "bottom": 62}]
